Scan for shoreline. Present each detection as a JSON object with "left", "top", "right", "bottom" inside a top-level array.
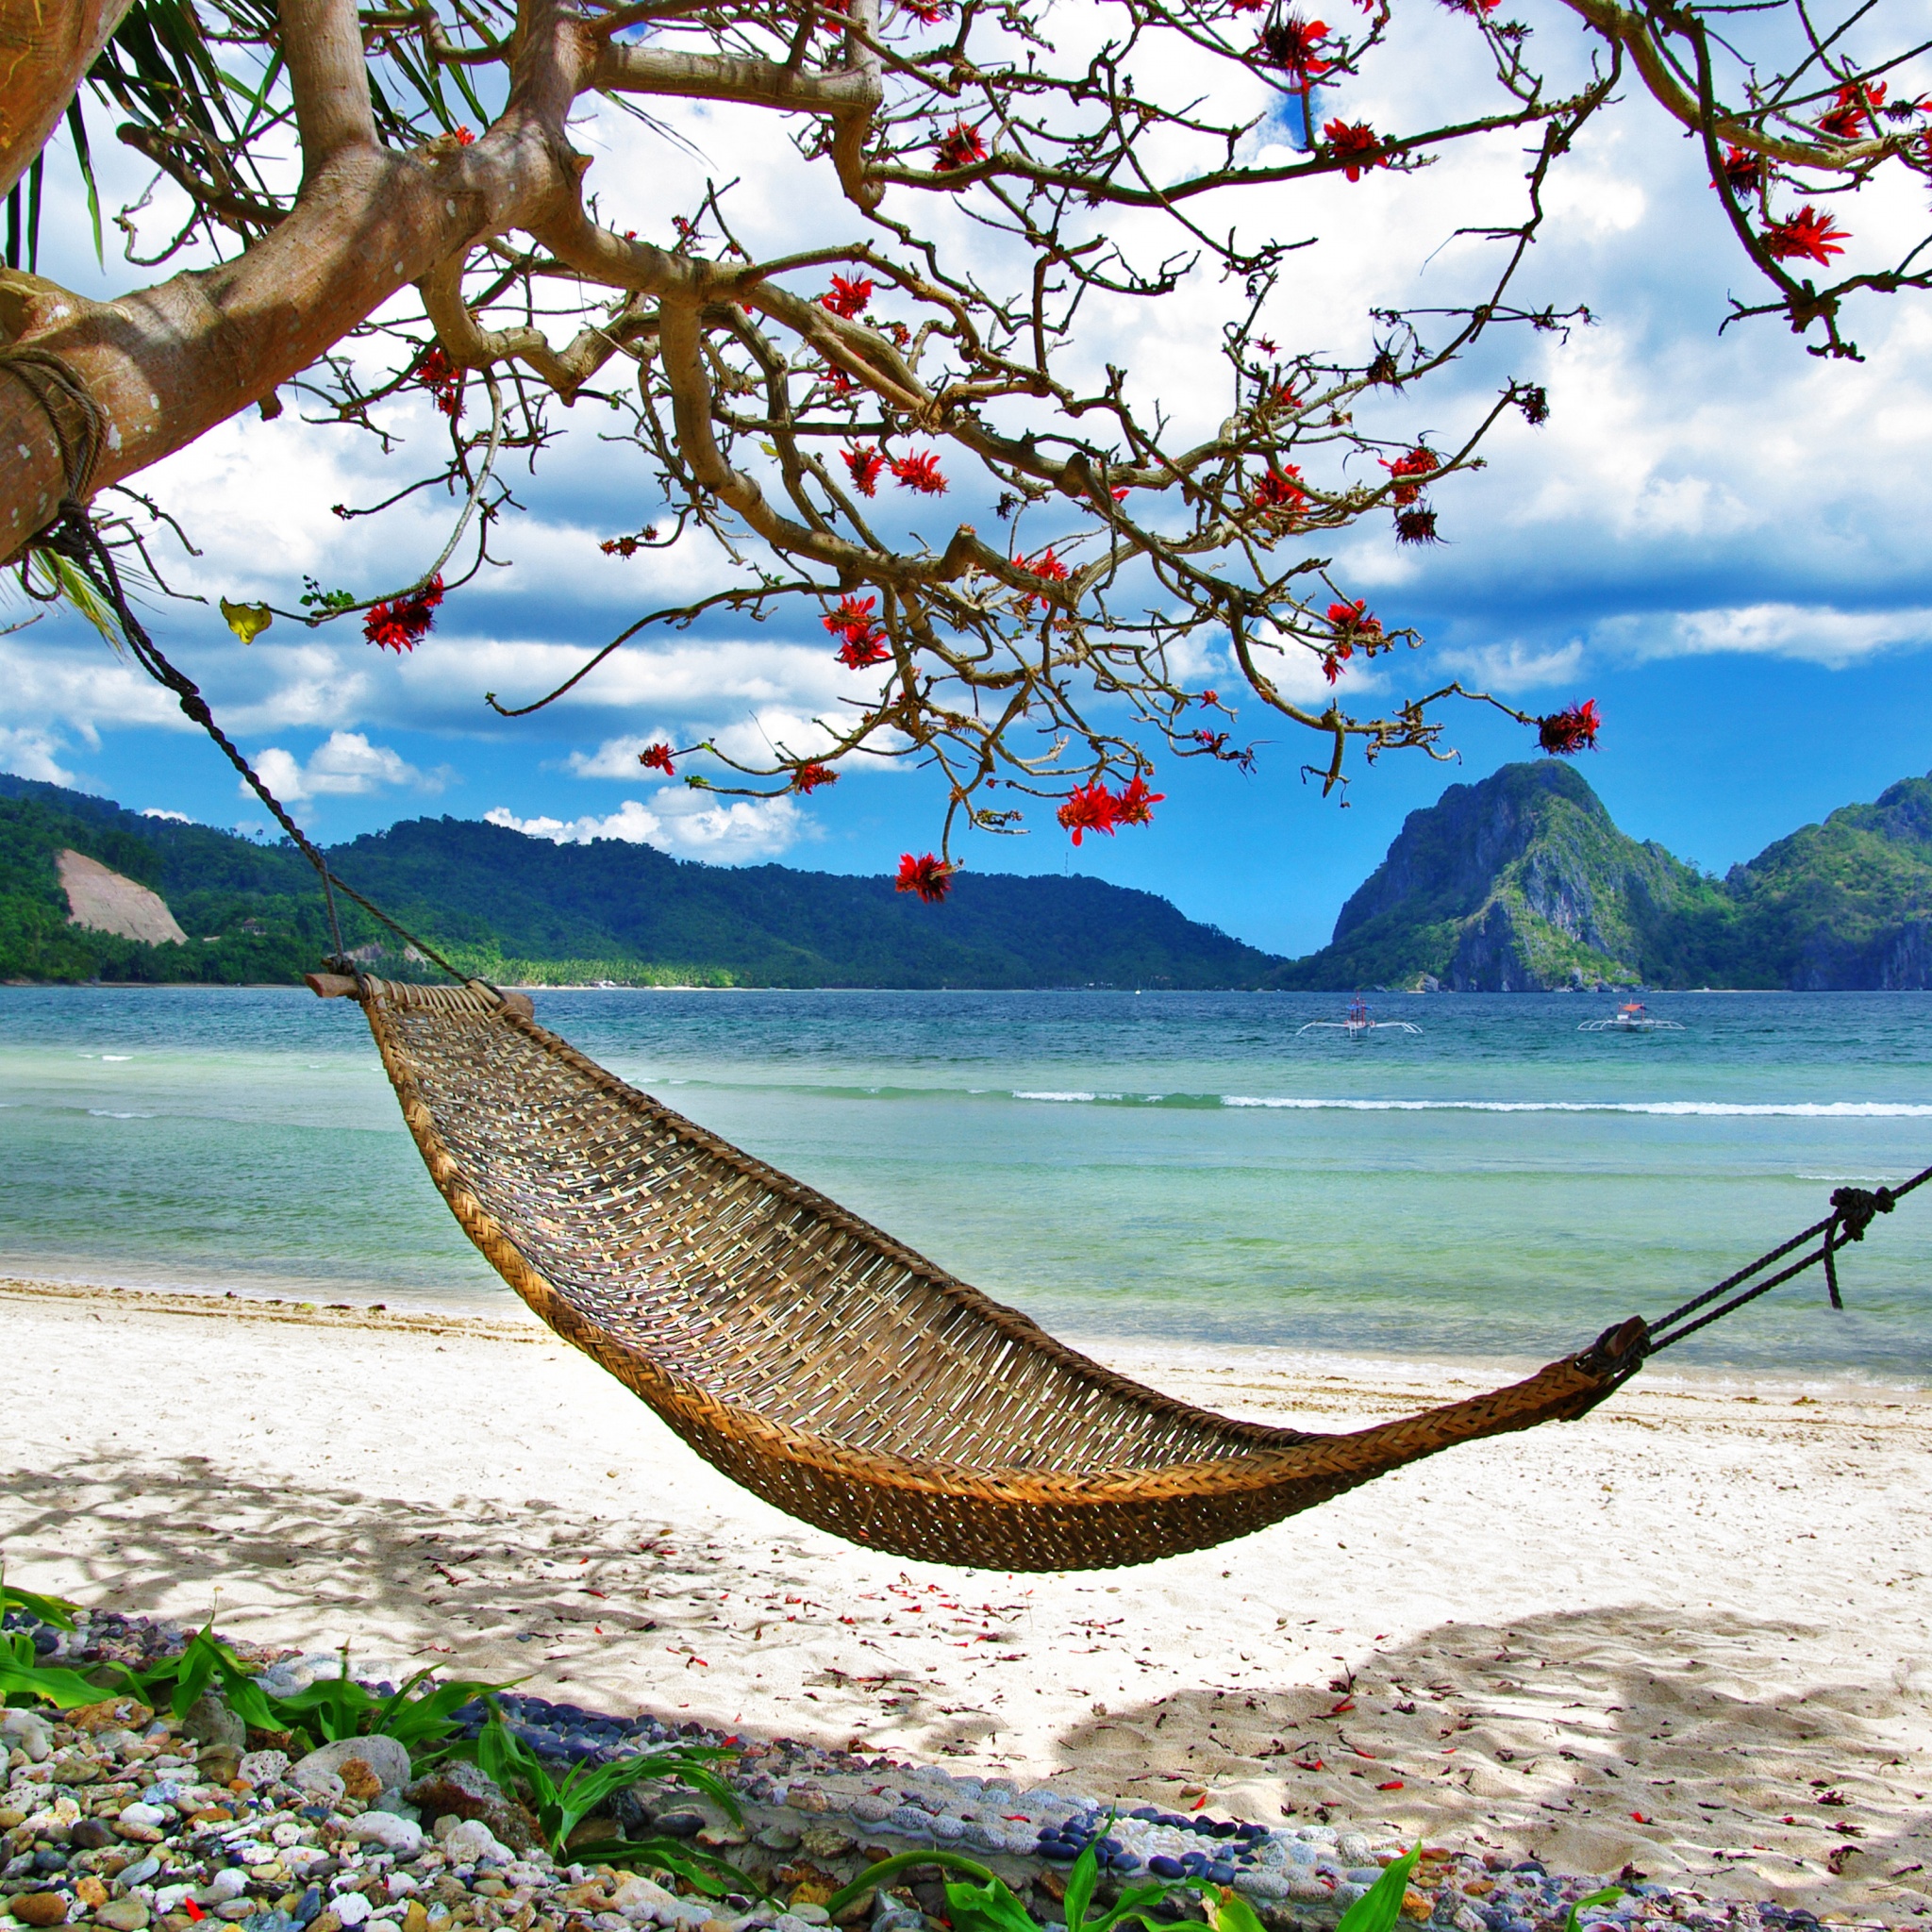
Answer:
[
  {"left": 2, "top": 1273, "right": 1926, "bottom": 1403},
  {"left": 3, "top": 1276, "right": 1930, "bottom": 1920}
]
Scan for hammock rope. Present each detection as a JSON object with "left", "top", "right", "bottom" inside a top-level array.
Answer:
[{"left": 25, "top": 474, "right": 1926, "bottom": 1571}]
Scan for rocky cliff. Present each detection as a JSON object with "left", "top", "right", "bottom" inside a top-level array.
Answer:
[{"left": 1275, "top": 762, "right": 1729, "bottom": 991}]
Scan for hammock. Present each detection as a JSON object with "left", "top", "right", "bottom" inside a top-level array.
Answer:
[
  {"left": 313, "top": 972, "right": 1672, "bottom": 1571},
  {"left": 36, "top": 420, "right": 1922, "bottom": 1575}
]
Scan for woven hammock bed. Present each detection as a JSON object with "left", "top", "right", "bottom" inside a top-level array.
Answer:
[{"left": 313, "top": 973, "right": 1661, "bottom": 1573}]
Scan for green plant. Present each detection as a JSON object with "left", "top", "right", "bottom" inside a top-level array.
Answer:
[
  {"left": 1, "top": 1573, "right": 79, "bottom": 1633},
  {"left": 473, "top": 1703, "right": 742, "bottom": 1867},
  {"left": 1561, "top": 1889, "right": 1624, "bottom": 1932},
  {"left": 0, "top": 1629, "right": 106, "bottom": 1709},
  {"left": 268, "top": 1660, "right": 510, "bottom": 1756},
  {"left": 1334, "top": 1847, "right": 1423, "bottom": 1932}
]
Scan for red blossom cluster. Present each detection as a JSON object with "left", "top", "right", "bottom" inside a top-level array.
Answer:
[
  {"left": 1762, "top": 205, "right": 1850, "bottom": 265},
  {"left": 1818, "top": 82, "right": 1881, "bottom": 141},
  {"left": 364, "top": 575, "right": 443, "bottom": 651},
  {"left": 599, "top": 527, "right": 658, "bottom": 557},
  {"left": 842, "top": 445, "right": 887, "bottom": 495},
  {"left": 820, "top": 275, "right": 874, "bottom": 318},
  {"left": 417, "top": 346, "right": 463, "bottom": 420},
  {"left": 450, "top": 125, "right": 475, "bottom": 145},
  {"left": 896, "top": 852, "right": 957, "bottom": 901},
  {"left": 791, "top": 762, "right": 839, "bottom": 792},
  {"left": 1253, "top": 464, "right": 1307, "bottom": 513},
  {"left": 638, "top": 742, "right": 676, "bottom": 775},
  {"left": 1254, "top": 14, "right": 1331, "bottom": 89},
  {"left": 902, "top": 0, "right": 949, "bottom": 22},
  {"left": 1440, "top": 0, "right": 1500, "bottom": 14},
  {"left": 1323, "top": 119, "right": 1385, "bottom": 180},
  {"left": 1394, "top": 508, "right": 1441, "bottom": 545},
  {"left": 1055, "top": 774, "right": 1166, "bottom": 845},
  {"left": 933, "top": 124, "right": 987, "bottom": 173},
  {"left": 824, "top": 594, "right": 891, "bottom": 669},
  {"left": 1715, "top": 143, "right": 1762, "bottom": 195},
  {"left": 1380, "top": 445, "right": 1440, "bottom": 504},
  {"left": 1017, "top": 545, "right": 1070, "bottom": 610},
  {"left": 1538, "top": 699, "right": 1601, "bottom": 756},
  {"left": 890, "top": 449, "right": 949, "bottom": 494},
  {"left": 1323, "top": 597, "right": 1383, "bottom": 683}
]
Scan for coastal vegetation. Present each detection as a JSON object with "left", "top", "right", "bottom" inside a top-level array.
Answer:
[{"left": 9, "top": 765, "right": 1932, "bottom": 991}]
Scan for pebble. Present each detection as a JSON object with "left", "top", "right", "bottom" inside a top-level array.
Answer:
[
  {"left": 333, "top": 1895, "right": 375, "bottom": 1928},
  {"left": 348, "top": 1811, "right": 425, "bottom": 1857},
  {"left": 291, "top": 1737, "right": 411, "bottom": 1795}
]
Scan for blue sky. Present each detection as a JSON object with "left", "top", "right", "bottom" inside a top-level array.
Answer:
[{"left": 8, "top": 1, "right": 1932, "bottom": 958}]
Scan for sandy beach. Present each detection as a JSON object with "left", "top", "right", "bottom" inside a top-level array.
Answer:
[{"left": 3, "top": 1275, "right": 1928, "bottom": 1920}]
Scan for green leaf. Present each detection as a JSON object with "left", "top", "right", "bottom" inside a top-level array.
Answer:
[
  {"left": 571, "top": 1839, "right": 767, "bottom": 1901},
  {"left": 0, "top": 1631, "right": 106, "bottom": 1709},
  {"left": 1063, "top": 1836, "right": 1100, "bottom": 1932},
  {"left": 1207, "top": 1891, "right": 1271, "bottom": 1932},
  {"left": 1334, "top": 1845, "right": 1422, "bottom": 1932},
  {"left": 826, "top": 1853, "right": 1002, "bottom": 1919},
  {"left": 1, "top": 1575, "right": 78, "bottom": 1632},
  {"left": 1561, "top": 1887, "right": 1624, "bottom": 1932},
  {"left": 63, "top": 100, "right": 103, "bottom": 267},
  {"left": 1089, "top": 1880, "right": 1181, "bottom": 1932},
  {"left": 942, "top": 1876, "right": 1040, "bottom": 1932}
]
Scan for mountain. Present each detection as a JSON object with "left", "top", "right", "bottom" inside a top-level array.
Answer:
[
  {"left": 0, "top": 774, "right": 1282, "bottom": 990},
  {"left": 1274, "top": 761, "right": 1932, "bottom": 991}
]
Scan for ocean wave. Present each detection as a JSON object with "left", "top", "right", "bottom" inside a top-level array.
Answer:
[
  {"left": 1013, "top": 1090, "right": 1125, "bottom": 1103},
  {"left": 88, "top": 1108, "right": 155, "bottom": 1119},
  {"left": 1219, "top": 1097, "right": 1932, "bottom": 1117}
]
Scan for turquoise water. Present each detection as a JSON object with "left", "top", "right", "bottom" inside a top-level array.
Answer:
[{"left": 2, "top": 986, "right": 1929, "bottom": 1379}]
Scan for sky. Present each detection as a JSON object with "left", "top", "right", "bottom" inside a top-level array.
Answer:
[{"left": 8, "top": 0, "right": 1932, "bottom": 958}]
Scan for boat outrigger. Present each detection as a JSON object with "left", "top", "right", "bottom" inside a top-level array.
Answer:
[
  {"left": 1298, "top": 994, "right": 1423, "bottom": 1040},
  {"left": 1579, "top": 1001, "right": 1685, "bottom": 1033}
]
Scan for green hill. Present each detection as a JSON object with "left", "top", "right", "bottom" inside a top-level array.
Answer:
[
  {"left": 1274, "top": 762, "right": 1932, "bottom": 991},
  {"left": 0, "top": 775, "right": 1282, "bottom": 990}
]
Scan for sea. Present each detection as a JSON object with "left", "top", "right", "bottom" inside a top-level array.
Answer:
[{"left": 3, "top": 986, "right": 1929, "bottom": 1384}]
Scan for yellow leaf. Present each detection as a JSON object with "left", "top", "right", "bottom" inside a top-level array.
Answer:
[{"left": 221, "top": 598, "right": 273, "bottom": 644}]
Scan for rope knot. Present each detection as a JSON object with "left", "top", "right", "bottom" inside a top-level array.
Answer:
[{"left": 1829, "top": 1184, "right": 1894, "bottom": 1242}]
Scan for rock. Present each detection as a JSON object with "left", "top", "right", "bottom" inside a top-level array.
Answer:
[
  {"left": 67, "top": 1701, "right": 154, "bottom": 1738},
  {"left": 401, "top": 1907, "right": 429, "bottom": 1932},
  {"left": 196, "top": 1744, "right": 242, "bottom": 1787},
  {"left": 208, "top": 1874, "right": 251, "bottom": 1904},
  {"left": 788, "top": 1911, "right": 831, "bottom": 1927},
  {"left": 118, "top": 1804, "right": 171, "bottom": 1831},
  {"left": 73, "top": 1881, "right": 108, "bottom": 1911},
  {"left": 291, "top": 1739, "right": 410, "bottom": 1798},
  {"left": 608, "top": 1877, "right": 680, "bottom": 1923},
  {"left": 785, "top": 1791, "right": 830, "bottom": 1817},
  {"left": 333, "top": 1899, "right": 373, "bottom": 1930},
  {"left": 654, "top": 1813, "right": 705, "bottom": 1841},
  {"left": 348, "top": 1814, "right": 425, "bottom": 1857},
  {"left": 2, "top": 1711, "right": 55, "bottom": 1763},
  {"left": 68, "top": 1824, "right": 111, "bottom": 1853},
  {"left": 289, "top": 1771, "right": 344, "bottom": 1807},
  {"left": 97, "top": 1901, "right": 151, "bottom": 1932},
  {"left": 240, "top": 1752, "right": 291, "bottom": 1789},
  {"left": 435, "top": 1820, "right": 511, "bottom": 1867},
  {"left": 182, "top": 1696, "right": 247, "bottom": 1756},
  {"left": 8, "top": 1893, "right": 70, "bottom": 1927},
  {"left": 117, "top": 1861, "right": 162, "bottom": 1891},
  {"left": 403, "top": 1762, "right": 533, "bottom": 1853}
]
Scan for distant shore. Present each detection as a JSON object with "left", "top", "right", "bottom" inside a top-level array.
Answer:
[{"left": 4, "top": 1274, "right": 1929, "bottom": 1920}]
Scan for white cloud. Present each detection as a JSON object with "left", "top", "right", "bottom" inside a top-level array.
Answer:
[
  {"left": 1594, "top": 603, "right": 1932, "bottom": 670},
  {"left": 0, "top": 726, "right": 76, "bottom": 785},
  {"left": 1435, "top": 638, "right": 1587, "bottom": 691},
  {"left": 139, "top": 808, "right": 193, "bottom": 823},
  {"left": 246, "top": 731, "right": 451, "bottom": 801},
  {"left": 487, "top": 790, "right": 812, "bottom": 864}
]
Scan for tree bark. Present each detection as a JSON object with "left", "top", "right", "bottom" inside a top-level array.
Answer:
[{"left": 0, "top": 0, "right": 129, "bottom": 199}]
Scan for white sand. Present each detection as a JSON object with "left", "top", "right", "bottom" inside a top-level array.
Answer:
[{"left": 3, "top": 1277, "right": 1928, "bottom": 1918}]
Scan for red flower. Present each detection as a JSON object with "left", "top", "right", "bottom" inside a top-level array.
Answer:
[
  {"left": 843, "top": 445, "right": 887, "bottom": 495},
  {"left": 1200, "top": 689, "right": 1218, "bottom": 705},
  {"left": 792, "top": 762, "right": 839, "bottom": 792},
  {"left": 1537, "top": 698, "right": 1600, "bottom": 756},
  {"left": 1112, "top": 773, "right": 1165, "bottom": 827},
  {"left": 1380, "top": 445, "right": 1440, "bottom": 505},
  {"left": 1255, "top": 14, "right": 1331, "bottom": 88},
  {"left": 824, "top": 593, "right": 890, "bottom": 666},
  {"left": 903, "top": 0, "right": 949, "bottom": 20},
  {"left": 890, "top": 449, "right": 949, "bottom": 495},
  {"left": 1253, "top": 463, "right": 1306, "bottom": 512},
  {"left": 1394, "top": 508, "right": 1441, "bottom": 544},
  {"left": 451, "top": 125, "right": 475, "bottom": 145},
  {"left": 896, "top": 852, "right": 957, "bottom": 901},
  {"left": 364, "top": 575, "right": 443, "bottom": 651},
  {"left": 1323, "top": 119, "right": 1385, "bottom": 180},
  {"left": 1058, "top": 781, "right": 1120, "bottom": 845},
  {"left": 1762, "top": 206, "right": 1850, "bottom": 265},
  {"left": 1326, "top": 597, "right": 1381, "bottom": 638},
  {"left": 1440, "top": 0, "right": 1500, "bottom": 13},
  {"left": 823, "top": 364, "right": 856, "bottom": 396},
  {"left": 1057, "top": 774, "right": 1164, "bottom": 844},
  {"left": 1714, "top": 143, "right": 1762, "bottom": 195},
  {"left": 837, "top": 633, "right": 891, "bottom": 670},
  {"left": 1017, "top": 545, "right": 1070, "bottom": 610},
  {"left": 933, "top": 123, "right": 988, "bottom": 172},
  {"left": 599, "top": 527, "right": 657, "bottom": 557},
  {"left": 418, "top": 345, "right": 463, "bottom": 420},
  {"left": 821, "top": 275, "right": 874, "bottom": 318},
  {"left": 639, "top": 742, "right": 676, "bottom": 775},
  {"left": 1818, "top": 82, "right": 1882, "bottom": 141}
]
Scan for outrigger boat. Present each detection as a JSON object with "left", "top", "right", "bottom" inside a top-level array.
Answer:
[
  {"left": 1579, "top": 1000, "right": 1685, "bottom": 1033},
  {"left": 1298, "top": 994, "right": 1423, "bottom": 1040}
]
